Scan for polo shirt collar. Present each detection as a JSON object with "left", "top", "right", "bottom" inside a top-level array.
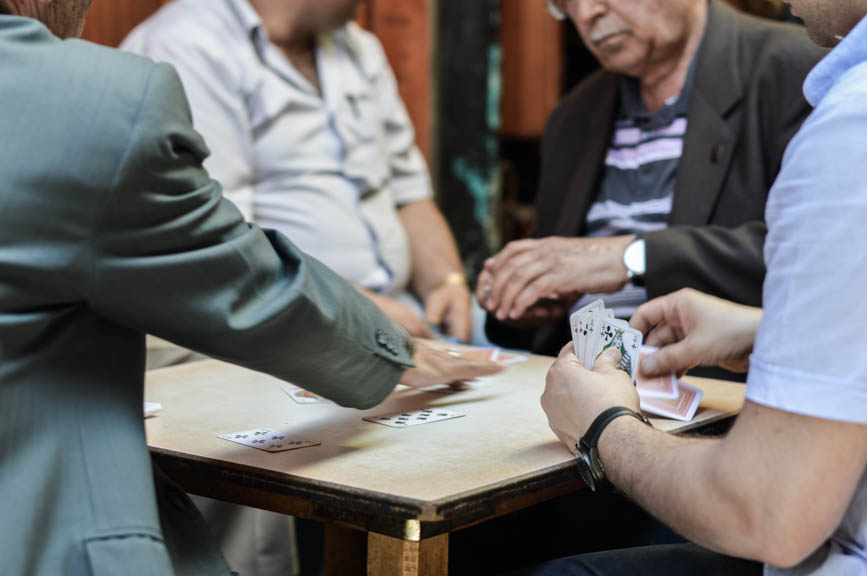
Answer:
[
  {"left": 224, "top": 0, "right": 267, "bottom": 54},
  {"left": 804, "top": 13, "right": 867, "bottom": 107}
]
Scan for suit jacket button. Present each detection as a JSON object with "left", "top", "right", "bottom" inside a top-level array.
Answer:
[{"left": 711, "top": 144, "right": 723, "bottom": 163}]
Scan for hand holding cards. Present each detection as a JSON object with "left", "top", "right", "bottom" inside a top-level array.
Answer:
[
  {"left": 570, "top": 300, "right": 642, "bottom": 381},
  {"left": 570, "top": 301, "right": 702, "bottom": 421}
]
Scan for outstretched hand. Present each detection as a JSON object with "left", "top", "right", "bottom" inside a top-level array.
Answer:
[{"left": 400, "top": 338, "right": 503, "bottom": 390}]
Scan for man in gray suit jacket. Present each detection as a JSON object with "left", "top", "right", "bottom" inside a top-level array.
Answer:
[
  {"left": 0, "top": 2, "right": 498, "bottom": 575},
  {"left": 480, "top": 0, "right": 826, "bottom": 356}
]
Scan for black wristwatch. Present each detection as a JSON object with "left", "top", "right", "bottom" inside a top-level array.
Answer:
[{"left": 575, "top": 407, "right": 651, "bottom": 493}]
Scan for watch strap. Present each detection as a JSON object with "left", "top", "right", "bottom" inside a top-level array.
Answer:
[{"left": 577, "top": 407, "right": 651, "bottom": 492}]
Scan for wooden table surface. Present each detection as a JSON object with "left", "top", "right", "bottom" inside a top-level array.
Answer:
[{"left": 145, "top": 354, "right": 745, "bottom": 545}]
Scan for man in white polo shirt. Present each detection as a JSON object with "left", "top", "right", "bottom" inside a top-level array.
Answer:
[
  {"left": 123, "top": 0, "right": 473, "bottom": 345},
  {"left": 534, "top": 1, "right": 867, "bottom": 573}
]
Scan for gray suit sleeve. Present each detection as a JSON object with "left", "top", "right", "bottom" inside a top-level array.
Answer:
[{"left": 89, "top": 63, "right": 412, "bottom": 409}]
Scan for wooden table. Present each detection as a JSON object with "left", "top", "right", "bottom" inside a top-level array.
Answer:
[{"left": 145, "top": 355, "right": 745, "bottom": 576}]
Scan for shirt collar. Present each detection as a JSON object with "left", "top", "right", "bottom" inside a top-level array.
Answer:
[
  {"left": 804, "top": 13, "right": 867, "bottom": 107},
  {"left": 618, "top": 54, "right": 697, "bottom": 128},
  {"left": 224, "top": 0, "right": 267, "bottom": 53}
]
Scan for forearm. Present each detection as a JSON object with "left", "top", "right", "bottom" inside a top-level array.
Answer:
[
  {"left": 599, "top": 402, "right": 867, "bottom": 568},
  {"left": 598, "top": 418, "right": 769, "bottom": 563},
  {"left": 399, "top": 199, "right": 464, "bottom": 298},
  {"left": 643, "top": 222, "right": 766, "bottom": 306}
]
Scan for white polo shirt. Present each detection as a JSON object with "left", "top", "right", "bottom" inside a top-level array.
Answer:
[
  {"left": 746, "top": 13, "right": 867, "bottom": 575},
  {"left": 122, "top": 0, "right": 432, "bottom": 295}
]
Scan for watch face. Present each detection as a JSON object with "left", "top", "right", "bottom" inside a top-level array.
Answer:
[
  {"left": 623, "top": 238, "right": 646, "bottom": 277},
  {"left": 576, "top": 450, "right": 596, "bottom": 491}
]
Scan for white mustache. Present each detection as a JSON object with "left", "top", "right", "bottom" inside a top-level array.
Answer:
[{"left": 589, "top": 25, "right": 630, "bottom": 44}]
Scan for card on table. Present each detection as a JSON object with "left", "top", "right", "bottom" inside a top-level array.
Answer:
[
  {"left": 639, "top": 381, "right": 703, "bottom": 422},
  {"left": 143, "top": 402, "right": 162, "bottom": 418},
  {"left": 282, "top": 384, "right": 330, "bottom": 404},
  {"left": 635, "top": 346, "right": 679, "bottom": 399},
  {"left": 363, "top": 408, "right": 465, "bottom": 428},
  {"left": 217, "top": 428, "right": 321, "bottom": 452},
  {"left": 446, "top": 346, "right": 528, "bottom": 365}
]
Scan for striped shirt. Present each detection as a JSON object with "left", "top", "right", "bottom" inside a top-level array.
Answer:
[{"left": 573, "top": 65, "right": 695, "bottom": 319}]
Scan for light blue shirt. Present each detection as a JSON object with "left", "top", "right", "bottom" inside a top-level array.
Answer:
[
  {"left": 746, "top": 13, "right": 867, "bottom": 575},
  {"left": 122, "top": 0, "right": 432, "bottom": 295}
]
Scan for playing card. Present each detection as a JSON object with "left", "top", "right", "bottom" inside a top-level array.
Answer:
[
  {"left": 451, "top": 348, "right": 498, "bottom": 361},
  {"left": 446, "top": 347, "right": 528, "bottom": 365},
  {"left": 635, "top": 346, "right": 679, "bottom": 399},
  {"left": 589, "top": 315, "right": 642, "bottom": 381},
  {"left": 363, "top": 408, "right": 465, "bottom": 428},
  {"left": 570, "top": 313, "right": 581, "bottom": 362},
  {"left": 143, "top": 402, "right": 162, "bottom": 418},
  {"left": 282, "top": 384, "right": 330, "bottom": 404},
  {"left": 640, "top": 381, "right": 703, "bottom": 421},
  {"left": 217, "top": 428, "right": 321, "bottom": 452},
  {"left": 583, "top": 311, "right": 598, "bottom": 367},
  {"left": 569, "top": 299, "right": 604, "bottom": 365},
  {"left": 496, "top": 350, "right": 528, "bottom": 365}
]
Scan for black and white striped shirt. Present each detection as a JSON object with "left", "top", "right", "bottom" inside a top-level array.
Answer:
[{"left": 573, "top": 66, "right": 695, "bottom": 319}]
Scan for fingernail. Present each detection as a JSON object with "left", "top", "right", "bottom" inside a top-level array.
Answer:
[
  {"left": 496, "top": 309, "right": 506, "bottom": 321},
  {"left": 509, "top": 310, "right": 520, "bottom": 319},
  {"left": 642, "top": 355, "right": 656, "bottom": 374}
]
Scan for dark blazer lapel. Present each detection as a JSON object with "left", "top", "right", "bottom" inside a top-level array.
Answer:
[
  {"left": 670, "top": 0, "right": 743, "bottom": 226},
  {"left": 554, "top": 73, "right": 618, "bottom": 236}
]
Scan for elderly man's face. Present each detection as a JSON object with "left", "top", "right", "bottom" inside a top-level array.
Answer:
[
  {"left": 564, "top": 0, "right": 698, "bottom": 78},
  {"left": 786, "top": 0, "right": 865, "bottom": 47},
  {"left": 1, "top": 0, "right": 94, "bottom": 38}
]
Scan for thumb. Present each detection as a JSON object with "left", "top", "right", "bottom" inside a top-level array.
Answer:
[
  {"left": 639, "top": 342, "right": 687, "bottom": 378},
  {"left": 594, "top": 347, "right": 622, "bottom": 373}
]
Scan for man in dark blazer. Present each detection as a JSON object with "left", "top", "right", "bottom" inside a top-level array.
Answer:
[
  {"left": 0, "top": 2, "right": 498, "bottom": 575},
  {"left": 480, "top": 0, "right": 826, "bottom": 356}
]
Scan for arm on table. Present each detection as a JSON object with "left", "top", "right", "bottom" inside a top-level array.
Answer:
[
  {"left": 600, "top": 402, "right": 867, "bottom": 567},
  {"left": 367, "top": 30, "right": 472, "bottom": 343},
  {"left": 544, "top": 288, "right": 866, "bottom": 567},
  {"left": 399, "top": 199, "right": 472, "bottom": 343},
  {"left": 543, "top": 343, "right": 867, "bottom": 568}
]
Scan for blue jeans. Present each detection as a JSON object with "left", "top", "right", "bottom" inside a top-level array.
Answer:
[{"left": 512, "top": 543, "right": 762, "bottom": 576}]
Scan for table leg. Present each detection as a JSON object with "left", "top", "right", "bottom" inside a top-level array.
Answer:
[
  {"left": 367, "top": 532, "right": 448, "bottom": 576},
  {"left": 324, "top": 524, "right": 367, "bottom": 576}
]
